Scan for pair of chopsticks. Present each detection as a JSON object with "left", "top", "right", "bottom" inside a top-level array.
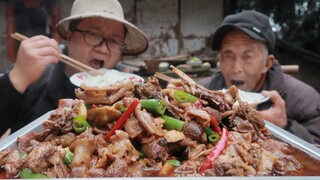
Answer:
[{"left": 11, "top": 32, "right": 102, "bottom": 76}]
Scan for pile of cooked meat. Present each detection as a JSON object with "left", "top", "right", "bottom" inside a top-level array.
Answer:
[{"left": 0, "top": 67, "right": 316, "bottom": 178}]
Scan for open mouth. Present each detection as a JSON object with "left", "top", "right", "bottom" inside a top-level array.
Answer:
[
  {"left": 90, "top": 59, "right": 104, "bottom": 69},
  {"left": 231, "top": 80, "right": 245, "bottom": 86}
]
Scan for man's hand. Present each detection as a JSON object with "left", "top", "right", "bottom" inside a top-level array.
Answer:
[
  {"left": 259, "top": 90, "right": 288, "bottom": 128},
  {"left": 9, "top": 35, "right": 61, "bottom": 93}
]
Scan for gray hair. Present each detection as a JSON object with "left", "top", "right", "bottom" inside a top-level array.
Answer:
[
  {"left": 263, "top": 44, "right": 269, "bottom": 58},
  {"left": 262, "top": 44, "right": 269, "bottom": 65}
]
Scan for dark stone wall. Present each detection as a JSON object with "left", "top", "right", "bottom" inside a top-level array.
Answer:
[{"left": 277, "top": 52, "right": 320, "bottom": 93}]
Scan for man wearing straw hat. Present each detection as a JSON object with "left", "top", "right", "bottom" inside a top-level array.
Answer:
[{"left": 0, "top": 0, "right": 148, "bottom": 136}]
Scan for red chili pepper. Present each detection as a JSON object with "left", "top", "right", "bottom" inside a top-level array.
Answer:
[
  {"left": 200, "top": 127, "right": 228, "bottom": 173},
  {"left": 104, "top": 98, "right": 140, "bottom": 141},
  {"left": 91, "top": 104, "right": 97, "bottom": 109},
  {"left": 210, "top": 116, "right": 221, "bottom": 133}
]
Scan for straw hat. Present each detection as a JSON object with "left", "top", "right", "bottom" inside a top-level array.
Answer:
[{"left": 57, "top": 0, "right": 148, "bottom": 55}]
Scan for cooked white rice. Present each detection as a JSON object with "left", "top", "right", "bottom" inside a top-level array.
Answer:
[{"left": 85, "top": 69, "right": 127, "bottom": 87}]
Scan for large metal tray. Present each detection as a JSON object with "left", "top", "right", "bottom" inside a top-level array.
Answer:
[
  {"left": 1, "top": 111, "right": 320, "bottom": 179},
  {"left": 0, "top": 111, "right": 53, "bottom": 150}
]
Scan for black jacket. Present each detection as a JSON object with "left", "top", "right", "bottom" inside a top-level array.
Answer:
[
  {"left": 0, "top": 63, "right": 77, "bottom": 134},
  {"left": 198, "top": 61, "right": 320, "bottom": 144}
]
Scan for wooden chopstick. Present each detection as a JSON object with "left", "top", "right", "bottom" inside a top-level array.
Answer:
[
  {"left": 11, "top": 32, "right": 103, "bottom": 76},
  {"left": 154, "top": 72, "right": 181, "bottom": 85},
  {"left": 0, "top": 128, "right": 11, "bottom": 141},
  {"left": 314, "top": 144, "right": 320, "bottom": 148},
  {"left": 154, "top": 72, "right": 174, "bottom": 82}
]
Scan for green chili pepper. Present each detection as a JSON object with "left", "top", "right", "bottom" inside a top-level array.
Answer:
[
  {"left": 63, "top": 148, "right": 74, "bottom": 165},
  {"left": 205, "top": 128, "right": 220, "bottom": 144},
  {"left": 165, "top": 159, "right": 181, "bottom": 167},
  {"left": 72, "top": 115, "right": 91, "bottom": 134},
  {"left": 174, "top": 90, "right": 198, "bottom": 103},
  {"left": 19, "top": 168, "right": 48, "bottom": 179},
  {"left": 137, "top": 150, "right": 144, "bottom": 158},
  {"left": 208, "top": 133, "right": 220, "bottom": 144},
  {"left": 140, "top": 99, "right": 167, "bottom": 115},
  {"left": 120, "top": 108, "right": 127, "bottom": 113},
  {"left": 20, "top": 152, "right": 27, "bottom": 159},
  {"left": 160, "top": 115, "right": 184, "bottom": 131}
]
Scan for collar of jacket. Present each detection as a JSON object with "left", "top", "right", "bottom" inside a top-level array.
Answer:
[
  {"left": 262, "top": 60, "right": 287, "bottom": 98},
  {"left": 207, "top": 70, "right": 226, "bottom": 90}
]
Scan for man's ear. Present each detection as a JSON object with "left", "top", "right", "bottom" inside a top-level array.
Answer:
[
  {"left": 65, "top": 31, "right": 73, "bottom": 40},
  {"left": 262, "top": 54, "right": 275, "bottom": 73}
]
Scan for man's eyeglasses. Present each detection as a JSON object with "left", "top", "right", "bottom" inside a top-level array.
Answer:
[{"left": 73, "top": 29, "right": 127, "bottom": 54}]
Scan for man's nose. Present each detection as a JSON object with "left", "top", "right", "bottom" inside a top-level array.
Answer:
[
  {"left": 95, "top": 40, "right": 110, "bottom": 54},
  {"left": 231, "top": 58, "right": 244, "bottom": 73}
]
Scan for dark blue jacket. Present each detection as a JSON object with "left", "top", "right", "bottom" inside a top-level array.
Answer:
[{"left": 0, "top": 62, "right": 77, "bottom": 134}]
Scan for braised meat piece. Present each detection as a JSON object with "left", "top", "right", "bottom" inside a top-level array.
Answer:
[
  {"left": 135, "top": 77, "right": 164, "bottom": 99},
  {"left": 109, "top": 130, "right": 139, "bottom": 164},
  {"left": 18, "top": 129, "right": 51, "bottom": 152},
  {"left": 43, "top": 99, "right": 82, "bottom": 134},
  {"left": 87, "top": 106, "right": 122, "bottom": 127},
  {"left": 141, "top": 138, "right": 169, "bottom": 162},
  {"left": 26, "top": 142, "right": 57, "bottom": 173},
  {"left": 0, "top": 150, "right": 25, "bottom": 178},
  {"left": 183, "top": 121, "right": 203, "bottom": 141},
  {"left": 75, "top": 79, "right": 134, "bottom": 105},
  {"left": 135, "top": 104, "right": 164, "bottom": 137},
  {"left": 69, "top": 130, "right": 96, "bottom": 169},
  {"left": 105, "top": 156, "right": 129, "bottom": 177}
]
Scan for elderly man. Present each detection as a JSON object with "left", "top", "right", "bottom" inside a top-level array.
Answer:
[
  {"left": 198, "top": 10, "right": 320, "bottom": 144},
  {"left": 0, "top": 0, "right": 148, "bottom": 135}
]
